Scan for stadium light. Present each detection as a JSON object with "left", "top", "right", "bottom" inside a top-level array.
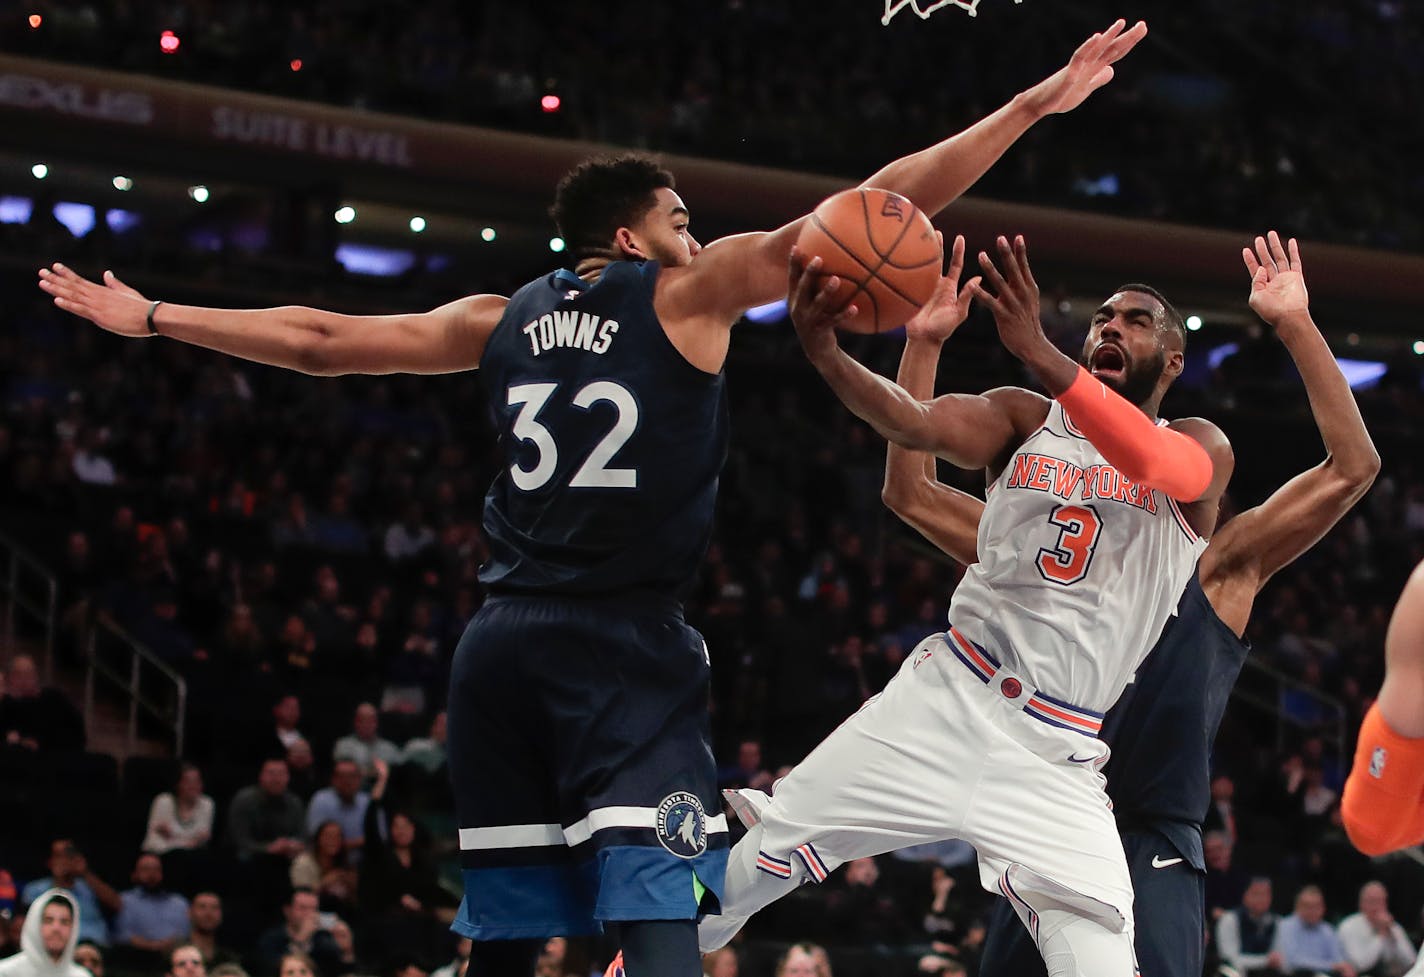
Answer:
[
  {"left": 28, "top": 14, "right": 42, "bottom": 29},
  {"left": 290, "top": 59, "right": 303, "bottom": 72},
  {"left": 112, "top": 176, "right": 133, "bottom": 191},
  {"left": 541, "top": 94, "right": 561, "bottom": 113},
  {"left": 31, "top": 163, "right": 48, "bottom": 180},
  {"left": 549, "top": 237, "right": 566, "bottom": 253},
  {"left": 334, "top": 206, "right": 356, "bottom": 224},
  {"left": 409, "top": 216, "right": 427, "bottom": 233},
  {"left": 1185, "top": 315, "right": 1203, "bottom": 332},
  {"left": 480, "top": 227, "right": 496, "bottom": 242},
  {"left": 188, "top": 185, "right": 210, "bottom": 203},
  {"left": 1413, "top": 341, "right": 1424, "bottom": 356},
  {"left": 159, "top": 30, "right": 180, "bottom": 54}
]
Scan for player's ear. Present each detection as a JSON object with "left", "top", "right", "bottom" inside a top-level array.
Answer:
[
  {"left": 1164, "top": 347, "right": 1184, "bottom": 380},
  {"left": 613, "top": 226, "right": 647, "bottom": 260}
]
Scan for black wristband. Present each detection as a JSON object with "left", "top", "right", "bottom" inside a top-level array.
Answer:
[{"left": 146, "top": 300, "right": 162, "bottom": 336}]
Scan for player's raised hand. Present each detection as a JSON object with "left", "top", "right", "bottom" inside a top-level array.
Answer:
[
  {"left": 905, "top": 234, "right": 980, "bottom": 346},
  {"left": 37, "top": 263, "right": 154, "bottom": 337},
  {"left": 969, "top": 235, "right": 1043, "bottom": 358},
  {"left": 1020, "top": 19, "right": 1148, "bottom": 118},
  {"left": 787, "top": 248, "right": 856, "bottom": 365},
  {"left": 1243, "top": 231, "right": 1309, "bottom": 327}
]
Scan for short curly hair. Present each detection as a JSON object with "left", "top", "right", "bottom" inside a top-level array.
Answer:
[{"left": 549, "top": 155, "right": 676, "bottom": 264}]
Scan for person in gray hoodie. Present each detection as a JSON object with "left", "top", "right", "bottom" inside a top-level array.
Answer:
[{"left": 0, "top": 890, "right": 89, "bottom": 977}]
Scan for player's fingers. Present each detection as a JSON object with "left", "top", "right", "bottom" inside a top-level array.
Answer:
[
  {"left": 994, "top": 236, "right": 1027, "bottom": 296},
  {"left": 946, "top": 235, "right": 965, "bottom": 284},
  {"left": 1242, "top": 247, "right": 1260, "bottom": 278},
  {"left": 977, "top": 250, "right": 1009, "bottom": 298},
  {"left": 1252, "top": 266, "right": 1269, "bottom": 289},
  {"left": 967, "top": 279, "right": 1002, "bottom": 317},
  {"left": 788, "top": 251, "right": 817, "bottom": 307},
  {"left": 1104, "top": 21, "right": 1147, "bottom": 62},
  {"left": 1013, "top": 235, "right": 1038, "bottom": 294},
  {"left": 957, "top": 275, "right": 982, "bottom": 309},
  {"left": 1254, "top": 236, "right": 1276, "bottom": 276},
  {"left": 1288, "top": 237, "right": 1303, "bottom": 272},
  {"left": 1267, "top": 230, "right": 1289, "bottom": 270}
]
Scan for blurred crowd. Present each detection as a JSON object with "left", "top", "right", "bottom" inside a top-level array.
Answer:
[{"left": 5, "top": 0, "right": 1424, "bottom": 250}]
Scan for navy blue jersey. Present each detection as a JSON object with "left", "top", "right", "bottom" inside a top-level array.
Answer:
[
  {"left": 1100, "top": 569, "right": 1249, "bottom": 865},
  {"left": 478, "top": 261, "right": 728, "bottom": 598}
]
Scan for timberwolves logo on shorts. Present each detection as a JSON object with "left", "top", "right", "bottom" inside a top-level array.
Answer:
[{"left": 656, "top": 792, "right": 707, "bottom": 858}]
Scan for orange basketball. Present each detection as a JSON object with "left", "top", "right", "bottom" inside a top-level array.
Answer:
[{"left": 794, "top": 187, "right": 943, "bottom": 334}]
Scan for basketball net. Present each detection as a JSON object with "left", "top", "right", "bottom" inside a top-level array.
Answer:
[{"left": 882, "top": 0, "right": 1021, "bottom": 23}]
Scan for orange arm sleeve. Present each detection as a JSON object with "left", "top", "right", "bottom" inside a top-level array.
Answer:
[{"left": 1056, "top": 366, "right": 1213, "bottom": 501}]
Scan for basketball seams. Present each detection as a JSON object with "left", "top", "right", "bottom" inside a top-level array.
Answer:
[
  {"left": 857, "top": 188, "right": 917, "bottom": 262},
  {"left": 808, "top": 214, "right": 928, "bottom": 314}
]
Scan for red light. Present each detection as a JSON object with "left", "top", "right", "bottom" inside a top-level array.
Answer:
[
  {"left": 28, "top": 13, "right": 42, "bottom": 28},
  {"left": 159, "top": 30, "right": 180, "bottom": 54},
  {"left": 290, "top": 59, "right": 303, "bottom": 72},
  {"left": 540, "top": 94, "right": 561, "bottom": 113}
]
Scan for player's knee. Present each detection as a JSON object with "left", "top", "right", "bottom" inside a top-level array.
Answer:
[{"left": 1035, "top": 906, "right": 1137, "bottom": 977}]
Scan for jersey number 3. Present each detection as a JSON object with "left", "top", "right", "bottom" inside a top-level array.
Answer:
[
  {"left": 507, "top": 381, "right": 639, "bottom": 491},
  {"left": 1036, "top": 504, "right": 1102, "bottom": 586}
]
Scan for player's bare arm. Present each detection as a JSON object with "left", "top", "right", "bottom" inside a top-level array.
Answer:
[
  {"left": 1200, "top": 232, "right": 1379, "bottom": 634},
  {"left": 656, "top": 20, "right": 1147, "bottom": 331},
  {"left": 972, "top": 235, "right": 1234, "bottom": 531},
  {"left": 788, "top": 247, "right": 1045, "bottom": 471},
  {"left": 37, "top": 263, "right": 506, "bottom": 376},
  {"left": 1377, "top": 560, "right": 1424, "bottom": 737},
  {"left": 881, "top": 235, "right": 986, "bottom": 565}
]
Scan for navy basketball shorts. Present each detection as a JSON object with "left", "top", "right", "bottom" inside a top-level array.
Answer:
[
  {"left": 979, "top": 824, "right": 1205, "bottom": 977},
  {"left": 447, "top": 594, "right": 727, "bottom": 940}
]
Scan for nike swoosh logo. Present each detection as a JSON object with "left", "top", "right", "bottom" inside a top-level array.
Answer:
[
  {"left": 1067, "top": 753, "right": 1098, "bottom": 764},
  {"left": 1151, "top": 855, "right": 1183, "bottom": 869}
]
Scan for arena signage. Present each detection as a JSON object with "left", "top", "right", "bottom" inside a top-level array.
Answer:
[{"left": 0, "top": 72, "right": 154, "bottom": 125}]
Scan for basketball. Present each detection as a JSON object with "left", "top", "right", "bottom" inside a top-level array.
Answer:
[{"left": 794, "top": 187, "right": 943, "bottom": 334}]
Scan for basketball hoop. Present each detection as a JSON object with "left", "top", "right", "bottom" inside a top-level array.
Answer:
[{"left": 882, "top": 0, "right": 1021, "bottom": 24}]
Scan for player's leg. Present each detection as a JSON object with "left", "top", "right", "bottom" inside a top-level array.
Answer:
[
  {"left": 1343, "top": 560, "right": 1424, "bottom": 855},
  {"left": 1117, "top": 829, "right": 1204, "bottom": 977},
  {"left": 447, "top": 599, "right": 600, "bottom": 944},
  {"left": 968, "top": 718, "right": 1138, "bottom": 975},
  {"left": 551, "top": 601, "right": 725, "bottom": 977},
  {"left": 466, "top": 940, "right": 542, "bottom": 977},
  {"left": 703, "top": 634, "right": 988, "bottom": 951},
  {"left": 979, "top": 897, "right": 1050, "bottom": 977}
]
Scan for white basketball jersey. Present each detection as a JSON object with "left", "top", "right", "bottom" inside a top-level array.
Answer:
[{"left": 948, "top": 401, "right": 1208, "bottom": 715}]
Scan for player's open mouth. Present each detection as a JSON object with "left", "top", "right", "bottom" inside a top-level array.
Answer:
[{"left": 1090, "top": 343, "right": 1127, "bottom": 379}]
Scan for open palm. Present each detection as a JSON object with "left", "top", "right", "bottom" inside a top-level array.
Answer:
[
  {"left": 1243, "top": 231, "right": 1308, "bottom": 324},
  {"left": 1022, "top": 20, "right": 1149, "bottom": 117},
  {"left": 905, "top": 234, "right": 979, "bottom": 344}
]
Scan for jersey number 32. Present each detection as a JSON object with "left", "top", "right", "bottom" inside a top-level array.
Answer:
[{"left": 506, "top": 381, "right": 639, "bottom": 491}]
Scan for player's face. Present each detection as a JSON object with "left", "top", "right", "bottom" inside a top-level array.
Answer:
[
  {"left": 1080, "top": 291, "right": 1181, "bottom": 406},
  {"left": 625, "top": 188, "right": 701, "bottom": 267}
]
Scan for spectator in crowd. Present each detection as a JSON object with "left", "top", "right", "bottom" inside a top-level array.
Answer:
[
  {"left": 0, "top": 889, "right": 88, "bottom": 977},
  {"left": 20, "top": 842, "right": 119, "bottom": 946},
  {"left": 357, "top": 759, "right": 451, "bottom": 922},
  {"left": 168, "top": 944, "right": 207, "bottom": 977},
  {"left": 142, "top": 765, "right": 215, "bottom": 854},
  {"left": 383, "top": 504, "right": 434, "bottom": 564},
  {"left": 284, "top": 739, "right": 320, "bottom": 802},
  {"left": 72, "top": 941, "right": 102, "bottom": 977},
  {"left": 265, "top": 697, "right": 305, "bottom": 760},
  {"left": 398, "top": 712, "right": 446, "bottom": 774},
  {"left": 331, "top": 704, "right": 399, "bottom": 779},
  {"left": 0, "top": 656, "right": 84, "bottom": 751},
  {"left": 1204, "top": 773, "right": 1239, "bottom": 844},
  {"left": 1205, "top": 829, "right": 1251, "bottom": 922},
  {"left": 277, "top": 953, "right": 318, "bottom": 977},
  {"left": 775, "top": 943, "right": 832, "bottom": 977},
  {"left": 303, "top": 762, "right": 369, "bottom": 854},
  {"left": 288, "top": 823, "right": 356, "bottom": 915},
  {"left": 1216, "top": 877, "right": 1284, "bottom": 977},
  {"left": 717, "top": 740, "right": 772, "bottom": 792},
  {"left": 185, "top": 894, "right": 235, "bottom": 970},
  {"left": 226, "top": 760, "right": 304, "bottom": 862},
  {"left": 429, "top": 940, "right": 470, "bottom": 977},
  {"left": 703, "top": 946, "right": 739, "bottom": 977},
  {"left": 251, "top": 892, "right": 339, "bottom": 977},
  {"left": 1274, "top": 885, "right": 1356, "bottom": 977},
  {"left": 1339, "top": 882, "right": 1415, "bottom": 976},
  {"left": 112, "top": 854, "right": 189, "bottom": 955},
  {"left": 324, "top": 920, "right": 358, "bottom": 977},
  {"left": 823, "top": 858, "right": 910, "bottom": 948},
  {"left": 389, "top": 959, "right": 425, "bottom": 977}
]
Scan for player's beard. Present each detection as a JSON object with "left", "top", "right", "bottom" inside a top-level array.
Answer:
[{"left": 1080, "top": 345, "right": 1166, "bottom": 407}]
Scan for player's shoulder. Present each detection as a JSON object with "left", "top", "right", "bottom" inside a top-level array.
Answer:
[
  {"left": 982, "top": 386, "right": 1051, "bottom": 437},
  {"left": 1166, "top": 415, "right": 1230, "bottom": 451}
]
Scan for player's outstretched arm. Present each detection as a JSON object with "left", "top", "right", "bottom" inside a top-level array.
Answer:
[
  {"left": 972, "top": 235, "right": 1232, "bottom": 507},
  {"left": 37, "top": 263, "right": 507, "bottom": 376},
  {"left": 789, "top": 247, "right": 1043, "bottom": 471},
  {"left": 881, "top": 236, "right": 985, "bottom": 565},
  {"left": 663, "top": 20, "right": 1148, "bottom": 327},
  {"left": 1202, "top": 233, "right": 1380, "bottom": 632}
]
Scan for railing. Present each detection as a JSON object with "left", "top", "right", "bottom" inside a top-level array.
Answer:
[
  {"left": 0, "top": 530, "right": 58, "bottom": 681},
  {"left": 84, "top": 613, "right": 187, "bottom": 757},
  {"left": 1229, "top": 656, "right": 1348, "bottom": 765}
]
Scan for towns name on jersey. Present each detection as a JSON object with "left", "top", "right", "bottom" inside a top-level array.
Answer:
[
  {"left": 1007, "top": 452, "right": 1158, "bottom": 513},
  {"left": 522, "top": 311, "right": 620, "bottom": 356}
]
